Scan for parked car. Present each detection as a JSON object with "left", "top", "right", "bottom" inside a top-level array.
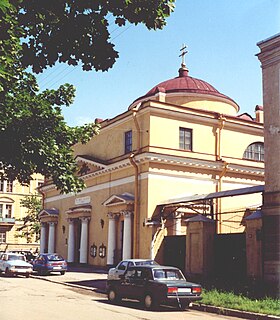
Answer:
[
  {"left": 108, "top": 259, "right": 158, "bottom": 280},
  {"left": 32, "top": 253, "right": 67, "bottom": 275},
  {"left": 9, "top": 249, "right": 37, "bottom": 262},
  {"left": 0, "top": 252, "right": 33, "bottom": 278},
  {"left": 107, "top": 265, "right": 202, "bottom": 310}
]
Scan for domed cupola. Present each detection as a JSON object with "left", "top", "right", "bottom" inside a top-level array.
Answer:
[{"left": 129, "top": 47, "right": 239, "bottom": 116}]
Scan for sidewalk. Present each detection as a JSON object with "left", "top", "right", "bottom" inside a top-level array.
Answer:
[{"left": 31, "top": 266, "right": 280, "bottom": 320}]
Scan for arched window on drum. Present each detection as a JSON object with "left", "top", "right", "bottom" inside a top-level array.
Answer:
[{"left": 243, "top": 142, "right": 264, "bottom": 161}]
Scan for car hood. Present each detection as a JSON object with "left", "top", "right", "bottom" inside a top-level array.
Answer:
[{"left": 7, "top": 260, "right": 33, "bottom": 267}]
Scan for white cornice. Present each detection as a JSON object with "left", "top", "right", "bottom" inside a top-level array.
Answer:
[{"left": 42, "top": 152, "right": 264, "bottom": 195}]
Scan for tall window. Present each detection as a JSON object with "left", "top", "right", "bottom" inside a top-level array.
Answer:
[
  {"left": 179, "top": 127, "right": 193, "bottom": 151},
  {"left": 0, "top": 232, "right": 6, "bottom": 243},
  {"left": 0, "top": 203, "right": 13, "bottom": 218},
  {"left": 125, "top": 130, "right": 132, "bottom": 154},
  {"left": 0, "top": 179, "right": 13, "bottom": 192},
  {"left": 243, "top": 142, "right": 264, "bottom": 161},
  {"left": 6, "top": 204, "right": 12, "bottom": 218},
  {"left": 6, "top": 180, "right": 13, "bottom": 192}
]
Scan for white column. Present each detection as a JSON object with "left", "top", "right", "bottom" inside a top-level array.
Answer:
[
  {"left": 122, "top": 211, "right": 133, "bottom": 260},
  {"left": 40, "top": 223, "right": 47, "bottom": 253},
  {"left": 48, "top": 222, "right": 56, "bottom": 253},
  {"left": 67, "top": 219, "right": 75, "bottom": 263},
  {"left": 174, "top": 212, "right": 182, "bottom": 235},
  {"left": 79, "top": 217, "right": 90, "bottom": 264},
  {"left": 107, "top": 213, "right": 117, "bottom": 265}
]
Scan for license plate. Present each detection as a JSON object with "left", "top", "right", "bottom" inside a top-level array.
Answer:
[
  {"left": 53, "top": 266, "right": 62, "bottom": 270},
  {"left": 178, "top": 288, "right": 191, "bottom": 293}
]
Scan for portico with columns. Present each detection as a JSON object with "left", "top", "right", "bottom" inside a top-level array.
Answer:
[
  {"left": 65, "top": 205, "right": 91, "bottom": 264},
  {"left": 103, "top": 193, "right": 134, "bottom": 266},
  {"left": 38, "top": 209, "right": 59, "bottom": 254}
]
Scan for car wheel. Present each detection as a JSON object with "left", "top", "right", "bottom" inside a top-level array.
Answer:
[
  {"left": 108, "top": 288, "right": 120, "bottom": 304},
  {"left": 5, "top": 268, "right": 11, "bottom": 277},
  {"left": 60, "top": 271, "right": 65, "bottom": 275},
  {"left": 179, "top": 302, "right": 189, "bottom": 310},
  {"left": 143, "top": 293, "right": 158, "bottom": 310}
]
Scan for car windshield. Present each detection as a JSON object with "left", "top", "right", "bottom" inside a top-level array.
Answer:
[
  {"left": 8, "top": 255, "right": 25, "bottom": 261},
  {"left": 135, "top": 260, "right": 158, "bottom": 266},
  {"left": 153, "top": 269, "right": 185, "bottom": 280},
  {"left": 47, "top": 254, "right": 64, "bottom": 261}
]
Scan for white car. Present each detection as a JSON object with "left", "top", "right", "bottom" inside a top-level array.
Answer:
[
  {"left": 108, "top": 259, "right": 158, "bottom": 280},
  {"left": 0, "top": 252, "right": 33, "bottom": 278}
]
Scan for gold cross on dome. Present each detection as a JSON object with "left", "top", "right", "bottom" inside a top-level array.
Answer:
[{"left": 179, "top": 44, "right": 188, "bottom": 67}]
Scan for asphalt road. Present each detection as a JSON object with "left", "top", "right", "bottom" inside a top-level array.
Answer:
[{"left": 0, "top": 274, "right": 244, "bottom": 320}]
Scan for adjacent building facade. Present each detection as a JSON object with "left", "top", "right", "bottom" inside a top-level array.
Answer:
[
  {"left": 257, "top": 33, "right": 280, "bottom": 283},
  {"left": 40, "top": 60, "right": 264, "bottom": 272},
  {"left": 0, "top": 174, "right": 44, "bottom": 251}
]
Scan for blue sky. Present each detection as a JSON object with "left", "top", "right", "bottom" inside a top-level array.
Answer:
[{"left": 37, "top": 0, "right": 280, "bottom": 126}]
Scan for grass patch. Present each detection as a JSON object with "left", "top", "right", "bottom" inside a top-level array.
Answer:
[{"left": 201, "top": 288, "right": 280, "bottom": 316}]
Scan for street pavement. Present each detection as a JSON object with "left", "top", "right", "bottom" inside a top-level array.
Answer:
[
  {"left": 31, "top": 265, "right": 280, "bottom": 320},
  {"left": 31, "top": 265, "right": 108, "bottom": 294}
]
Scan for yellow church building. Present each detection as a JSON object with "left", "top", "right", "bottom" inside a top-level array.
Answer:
[{"left": 39, "top": 58, "right": 264, "bottom": 274}]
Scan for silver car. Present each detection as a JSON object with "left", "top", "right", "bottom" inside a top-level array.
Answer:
[
  {"left": 108, "top": 259, "right": 158, "bottom": 280},
  {"left": 0, "top": 253, "right": 33, "bottom": 278}
]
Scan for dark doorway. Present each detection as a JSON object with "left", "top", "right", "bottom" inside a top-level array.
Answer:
[
  {"left": 163, "top": 235, "right": 186, "bottom": 271},
  {"left": 214, "top": 233, "right": 246, "bottom": 280},
  {"left": 74, "top": 219, "right": 81, "bottom": 263}
]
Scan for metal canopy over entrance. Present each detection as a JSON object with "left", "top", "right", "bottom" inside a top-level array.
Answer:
[{"left": 157, "top": 185, "right": 264, "bottom": 225}]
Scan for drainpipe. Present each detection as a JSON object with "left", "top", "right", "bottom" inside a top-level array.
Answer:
[
  {"left": 215, "top": 114, "right": 227, "bottom": 233},
  {"left": 216, "top": 161, "right": 228, "bottom": 233},
  {"left": 215, "top": 114, "right": 226, "bottom": 161},
  {"left": 129, "top": 103, "right": 141, "bottom": 258},
  {"left": 38, "top": 187, "right": 45, "bottom": 209}
]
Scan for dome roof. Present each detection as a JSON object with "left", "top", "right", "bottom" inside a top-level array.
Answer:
[{"left": 131, "top": 66, "right": 239, "bottom": 113}]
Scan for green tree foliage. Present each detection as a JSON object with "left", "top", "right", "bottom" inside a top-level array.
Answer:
[
  {"left": 17, "top": 194, "right": 42, "bottom": 243},
  {"left": 0, "top": 0, "right": 175, "bottom": 193},
  {"left": 18, "top": 0, "right": 175, "bottom": 73}
]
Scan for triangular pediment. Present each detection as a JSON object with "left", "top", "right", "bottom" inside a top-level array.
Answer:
[
  {"left": 75, "top": 155, "right": 108, "bottom": 176},
  {"left": 103, "top": 192, "right": 134, "bottom": 207},
  {"left": 38, "top": 208, "right": 59, "bottom": 218}
]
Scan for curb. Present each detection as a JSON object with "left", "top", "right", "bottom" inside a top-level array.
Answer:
[{"left": 192, "top": 303, "right": 280, "bottom": 320}]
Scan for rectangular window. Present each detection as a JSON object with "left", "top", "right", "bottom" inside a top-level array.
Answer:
[
  {"left": 179, "top": 127, "right": 193, "bottom": 151},
  {"left": 125, "top": 130, "right": 132, "bottom": 154},
  {"left": 6, "top": 205, "right": 12, "bottom": 218},
  {"left": 0, "top": 179, "right": 4, "bottom": 192},
  {"left": 6, "top": 180, "right": 13, "bottom": 192},
  {"left": 0, "top": 232, "right": 6, "bottom": 243},
  {"left": 0, "top": 204, "right": 3, "bottom": 217}
]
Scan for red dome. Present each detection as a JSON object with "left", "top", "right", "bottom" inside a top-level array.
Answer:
[{"left": 133, "top": 67, "right": 235, "bottom": 105}]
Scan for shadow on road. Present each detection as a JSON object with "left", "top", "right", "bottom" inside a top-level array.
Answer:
[{"left": 66, "top": 279, "right": 107, "bottom": 293}]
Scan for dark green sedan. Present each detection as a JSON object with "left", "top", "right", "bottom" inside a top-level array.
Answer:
[{"left": 107, "top": 265, "right": 202, "bottom": 310}]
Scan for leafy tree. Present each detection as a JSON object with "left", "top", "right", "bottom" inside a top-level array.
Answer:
[
  {"left": 18, "top": 0, "right": 175, "bottom": 73},
  {"left": 16, "top": 194, "right": 42, "bottom": 243},
  {"left": 0, "top": 0, "right": 175, "bottom": 193}
]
